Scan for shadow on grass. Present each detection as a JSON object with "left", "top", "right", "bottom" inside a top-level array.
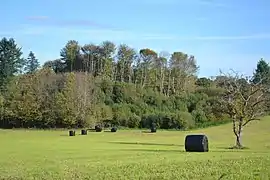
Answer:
[
  {"left": 104, "top": 130, "right": 117, "bottom": 133},
  {"left": 216, "top": 146, "right": 250, "bottom": 150},
  {"left": 86, "top": 129, "right": 97, "bottom": 132},
  {"left": 121, "top": 148, "right": 270, "bottom": 154},
  {"left": 109, "top": 141, "right": 183, "bottom": 147},
  {"left": 123, "top": 149, "right": 185, "bottom": 153},
  {"left": 60, "top": 134, "right": 88, "bottom": 136},
  {"left": 60, "top": 134, "right": 69, "bottom": 136},
  {"left": 141, "top": 130, "right": 156, "bottom": 134}
]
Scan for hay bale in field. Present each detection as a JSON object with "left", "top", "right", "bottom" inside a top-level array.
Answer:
[
  {"left": 81, "top": 129, "right": 87, "bottom": 135},
  {"left": 69, "top": 130, "right": 75, "bottom": 136},
  {"left": 150, "top": 127, "right": 156, "bottom": 133},
  {"left": 96, "top": 128, "right": 102, "bottom": 132},
  {"left": 95, "top": 125, "right": 103, "bottom": 132},
  {"left": 111, "top": 127, "right": 117, "bottom": 132},
  {"left": 150, "top": 123, "right": 157, "bottom": 133},
  {"left": 185, "top": 134, "right": 208, "bottom": 152}
]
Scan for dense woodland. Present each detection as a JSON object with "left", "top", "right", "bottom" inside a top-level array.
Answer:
[{"left": 0, "top": 37, "right": 269, "bottom": 130}]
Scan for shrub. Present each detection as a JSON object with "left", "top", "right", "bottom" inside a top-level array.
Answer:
[
  {"left": 173, "top": 111, "right": 195, "bottom": 130},
  {"left": 191, "top": 109, "right": 208, "bottom": 124},
  {"left": 128, "top": 114, "right": 141, "bottom": 128}
]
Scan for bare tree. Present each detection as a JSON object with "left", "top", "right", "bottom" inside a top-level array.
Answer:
[{"left": 219, "top": 69, "right": 268, "bottom": 148}]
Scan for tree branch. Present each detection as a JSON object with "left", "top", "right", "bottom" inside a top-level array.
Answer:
[
  {"left": 219, "top": 69, "right": 267, "bottom": 127},
  {"left": 243, "top": 114, "right": 262, "bottom": 127}
]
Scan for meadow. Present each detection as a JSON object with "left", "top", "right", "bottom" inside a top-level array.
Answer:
[{"left": 0, "top": 117, "right": 270, "bottom": 180}]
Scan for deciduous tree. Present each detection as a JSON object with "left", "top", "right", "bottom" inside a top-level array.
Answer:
[{"left": 219, "top": 69, "right": 268, "bottom": 148}]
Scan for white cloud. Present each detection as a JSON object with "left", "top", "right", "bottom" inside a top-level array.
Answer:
[
  {"left": 189, "top": 34, "right": 270, "bottom": 40},
  {"left": 12, "top": 25, "right": 175, "bottom": 41},
  {"left": 130, "top": 0, "right": 178, "bottom": 5},
  {"left": 25, "top": 16, "right": 115, "bottom": 29},
  {"left": 26, "top": 16, "right": 49, "bottom": 20},
  {"left": 4, "top": 24, "right": 270, "bottom": 42},
  {"left": 195, "top": 17, "right": 208, "bottom": 21},
  {"left": 197, "top": 0, "right": 227, "bottom": 7},
  {"left": 136, "top": 0, "right": 229, "bottom": 7}
]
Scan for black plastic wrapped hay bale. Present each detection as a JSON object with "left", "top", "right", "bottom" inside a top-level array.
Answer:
[
  {"left": 185, "top": 134, "right": 208, "bottom": 152},
  {"left": 95, "top": 125, "right": 102, "bottom": 132},
  {"left": 81, "top": 129, "right": 87, "bottom": 135},
  {"left": 69, "top": 130, "right": 75, "bottom": 136},
  {"left": 150, "top": 127, "right": 156, "bottom": 133},
  {"left": 150, "top": 123, "right": 157, "bottom": 133},
  {"left": 111, "top": 127, "right": 117, "bottom": 132}
]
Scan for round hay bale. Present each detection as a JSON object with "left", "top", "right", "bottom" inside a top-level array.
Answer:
[
  {"left": 150, "top": 127, "right": 157, "bottom": 133},
  {"left": 185, "top": 134, "right": 209, "bottom": 152},
  {"left": 69, "top": 130, "right": 75, "bottom": 136},
  {"left": 81, "top": 129, "right": 87, "bottom": 135},
  {"left": 96, "top": 128, "right": 102, "bottom": 132},
  {"left": 111, "top": 127, "right": 117, "bottom": 132},
  {"left": 95, "top": 125, "right": 102, "bottom": 132}
]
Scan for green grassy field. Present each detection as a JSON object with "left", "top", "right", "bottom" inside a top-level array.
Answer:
[{"left": 0, "top": 117, "right": 270, "bottom": 180}]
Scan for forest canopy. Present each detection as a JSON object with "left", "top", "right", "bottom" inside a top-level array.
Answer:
[{"left": 0, "top": 37, "right": 269, "bottom": 130}]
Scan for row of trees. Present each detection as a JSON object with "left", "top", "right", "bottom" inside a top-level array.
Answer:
[
  {"left": 43, "top": 40, "right": 198, "bottom": 95},
  {"left": 0, "top": 37, "right": 269, "bottom": 147}
]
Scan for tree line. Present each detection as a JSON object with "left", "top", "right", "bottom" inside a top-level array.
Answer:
[{"left": 0, "top": 37, "right": 269, "bottom": 137}]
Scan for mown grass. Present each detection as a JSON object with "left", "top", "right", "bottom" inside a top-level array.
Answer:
[{"left": 0, "top": 117, "right": 270, "bottom": 180}]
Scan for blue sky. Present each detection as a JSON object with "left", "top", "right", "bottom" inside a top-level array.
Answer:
[{"left": 1, "top": 0, "right": 270, "bottom": 77}]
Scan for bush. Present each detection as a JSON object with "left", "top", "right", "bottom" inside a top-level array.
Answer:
[
  {"left": 192, "top": 109, "right": 208, "bottom": 124},
  {"left": 173, "top": 112, "right": 195, "bottom": 130},
  {"left": 128, "top": 114, "right": 141, "bottom": 128},
  {"left": 112, "top": 104, "right": 132, "bottom": 126}
]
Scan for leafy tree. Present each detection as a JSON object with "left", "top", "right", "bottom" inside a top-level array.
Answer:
[
  {"left": 139, "top": 48, "right": 157, "bottom": 88},
  {"left": 116, "top": 44, "right": 136, "bottom": 83},
  {"left": 25, "top": 51, "right": 40, "bottom": 74},
  {"left": 100, "top": 41, "right": 116, "bottom": 79},
  {"left": 43, "top": 59, "right": 67, "bottom": 73},
  {"left": 196, "top": 77, "right": 212, "bottom": 88},
  {"left": 60, "top": 40, "right": 80, "bottom": 72},
  {"left": 55, "top": 72, "right": 77, "bottom": 127},
  {"left": 5, "top": 74, "right": 42, "bottom": 127}
]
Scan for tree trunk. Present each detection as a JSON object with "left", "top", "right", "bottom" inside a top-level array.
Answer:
[
  {"left": 128, "top": 66, "right": 132, "bottom": 84},
  {"left": 134, "top": 70, "right": 137, "bottom": 87},
  {"left": 142, "top": 68, "right": 146, "bottom": 88},
  {"left": 236, "top": 134, "right": 242, "bottom": 148},
  {"left": 160, "top": 68, "right": 164, "bottom": 94},
  {"left": 120, "top": 63, "right": 124, "bottom": 82},
  {"left": 167, "top": 70, "right": 171, "bottom": 96},
  {"left": 155, "top": 69, "right": 158, "bottom": 91},
  {"left": 233, "top": 118, "right": 243, "bottom": 148},
  {"left": 172, "top": 77, "right": 175, "bottom": 94}
]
